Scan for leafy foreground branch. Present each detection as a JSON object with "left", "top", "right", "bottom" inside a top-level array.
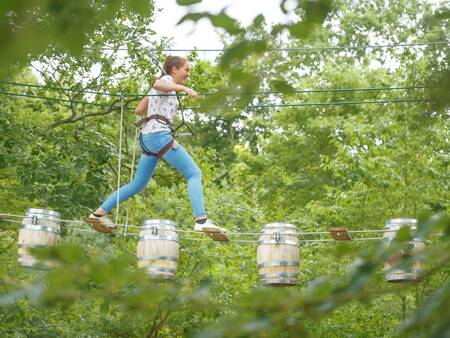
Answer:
[{"left": 0, "top": 213, "right": 449, "bottom": 337}]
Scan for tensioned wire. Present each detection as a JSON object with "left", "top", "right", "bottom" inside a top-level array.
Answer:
[
  {"left": 0, "top": 90, "right": 133, "bottom": 110},
  {"left": 99, "top": 41, "right": 450, "bottom": 52},
  {"left": 0, "top": 90, "right": 433, "bottom": 110},
  {"left": 2, "top": 40, "right": 445, "bottom": 98},
  {"left": 3, "top": 216, "right": 443, "bottom": 245},
  {"left": 1, "top": 212, "right": 443, "bottom": 242},
  {"left": 0, "top": 213, "right": 404, "bottom": 235},
  {"left": 185, "top": 98, "right": 433, "bottom": 110},
  {"left": 0, "top": 80, "right": 430, "bottom": 97},
  {"left": 0, "top": 217, "right": 385, "bottom": 244}
]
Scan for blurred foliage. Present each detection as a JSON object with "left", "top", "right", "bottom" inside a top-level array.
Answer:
[
  {"left": 1, "top": 0, "right": 450, "bottom": 337},
  {"left": 0, "top": 0, "right": 152, "bottom": 74}
]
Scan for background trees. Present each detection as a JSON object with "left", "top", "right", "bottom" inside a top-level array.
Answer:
[{"left": 1, "top": 0, "right": 449, "bottom": 337}]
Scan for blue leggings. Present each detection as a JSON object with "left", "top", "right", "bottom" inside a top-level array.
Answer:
[{"left": 101, "top": 131, "right": 206, "bottom": 218}]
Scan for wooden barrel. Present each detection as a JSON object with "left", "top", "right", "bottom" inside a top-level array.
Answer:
[
  {"left": 257, "top": 222, "right": 300, "bottom": 286},
  {"left": 383, "top": 218, "right": 426, "bottom": 283},
  {"left": 136, "top": 219, "right": 179, "bottom": 280},
  {"left": 18, "top": 208, "right": 61, "bottom": 268}
]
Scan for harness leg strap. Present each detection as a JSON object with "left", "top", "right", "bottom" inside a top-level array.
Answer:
[{"left": 142, "top": 138, "right": 175, "bottom": 158}]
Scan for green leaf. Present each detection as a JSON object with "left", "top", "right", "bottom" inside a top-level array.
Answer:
[
  {"left": 178, "top": 10, "right": 242, "bottom": 35},
  {"left": 210, "top": 11, "right": 242, "bottom": 34},
  {"left": 176, "top": 0, "right": 202, "bottom": 5},
  {"left": 417, "top": 212, "right": 450, "bottom": 238},
  {"left": 219, "top": 39, "right": 268, "bottom": 69},
  {"left": 301, "top": 0, "right": 332, "bottom": 24},
  {"left": 289, "top": 21, "right": 313, "bottom": 39},
  {"left": 253, "top": 14, "right": 265, "bottom": 27},
  {"left": 177, "top": 12, "right": 206, "bottom": 25},
  {"left": 271, "top": 23, "right": 288, "bottom": 36},
  {"left": 270, "top": 79, "right": 295, "bottom": 94},
  {"left": 345, "top": 258, "right": 376, "bottom": 293},
  {"left": 396, "top": 225, "right": 412, "bottom": 243},
  {"left": 128, "top": 0, "right": 152, "bottom": 16}
]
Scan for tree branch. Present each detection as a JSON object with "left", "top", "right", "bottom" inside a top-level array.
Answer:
[{"left": 48, "top": 96, "right": 136, "bottom": 128}]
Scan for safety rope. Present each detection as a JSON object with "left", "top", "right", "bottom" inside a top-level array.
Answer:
[
  {"left": 123, "top": 119, "right": 140, "bottom": 236},
  {"left": 115, "top": 94, "right": 124, "bottom": 225}
]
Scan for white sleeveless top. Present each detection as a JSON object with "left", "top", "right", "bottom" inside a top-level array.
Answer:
[{"left": 141, "top": 75, "right": 179, "bottom": 134}]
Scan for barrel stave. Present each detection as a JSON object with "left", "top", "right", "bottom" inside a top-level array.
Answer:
[
  {"left": 383, "top": 218, "right": 425, "bottom": 283},
  {"left": 137, "top": 220, "right": 179, "bottom": 280},
  {"left": 257, "top": 222, "right": 300, "bottom": 286},
  {"left": 17, "top": 208, "right": 60, "bottom": 268}
]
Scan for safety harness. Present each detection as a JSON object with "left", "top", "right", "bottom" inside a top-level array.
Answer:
[
  {"left": 136, "top": 114, "right": 176, "bottom": 158},
  {"left": 138, "top": 132, "right": 175, "bottom": 158},
  {"left": 135, "top": 114, "right": 172, "bottom": 128}
]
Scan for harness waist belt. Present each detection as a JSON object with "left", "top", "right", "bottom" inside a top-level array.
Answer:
[{"left": 135, "top": 114, "right": 172, "bottom": 128}]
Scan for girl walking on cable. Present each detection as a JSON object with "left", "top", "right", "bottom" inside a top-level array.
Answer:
[{"left": 86, "top": 56, "right": 226, "bottom": 239}]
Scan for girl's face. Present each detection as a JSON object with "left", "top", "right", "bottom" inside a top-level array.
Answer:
[{"left": 171, "top": 62, "right": 190, "bottom": 84}]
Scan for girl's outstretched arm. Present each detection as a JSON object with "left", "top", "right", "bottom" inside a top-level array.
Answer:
[{"left": 153, "top": 79, "right": 198, "bottom": 97}]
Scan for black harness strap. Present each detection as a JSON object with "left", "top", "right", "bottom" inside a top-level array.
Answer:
[
  {"left": 139, "top": 134, "right": 175, "bottom": 159},
  {"left": 135, "top": 114, "right": 172, "bottom": 128}
]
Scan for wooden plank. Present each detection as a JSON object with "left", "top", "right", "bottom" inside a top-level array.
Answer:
[
  {"left": 202, "top": 227, "right": 229, "bottom": 241},
  {"left": 82, "top": 217, "right": 114, "bottom": 234},
  {"left": 330, "top": 227, "right": 352, "bottom": 241}
]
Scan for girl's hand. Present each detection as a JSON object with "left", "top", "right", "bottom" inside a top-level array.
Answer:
[{"left": 183, "top": 87, "right": 198, "bottom": 98}]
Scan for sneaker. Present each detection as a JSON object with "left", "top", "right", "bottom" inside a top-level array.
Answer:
[
  {"left": 86, "top": 213, "right": 116, "bottom": 233},
  {"left": 194, "top": 219, "right": 228, "bottom": 241},
  {"left": 194, "top": 219, "right": 227, "bottom": 233}
]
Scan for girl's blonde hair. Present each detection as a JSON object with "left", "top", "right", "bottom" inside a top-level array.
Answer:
[{"left": 162, "top": 56, "right": 188, "bottom": 76}]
